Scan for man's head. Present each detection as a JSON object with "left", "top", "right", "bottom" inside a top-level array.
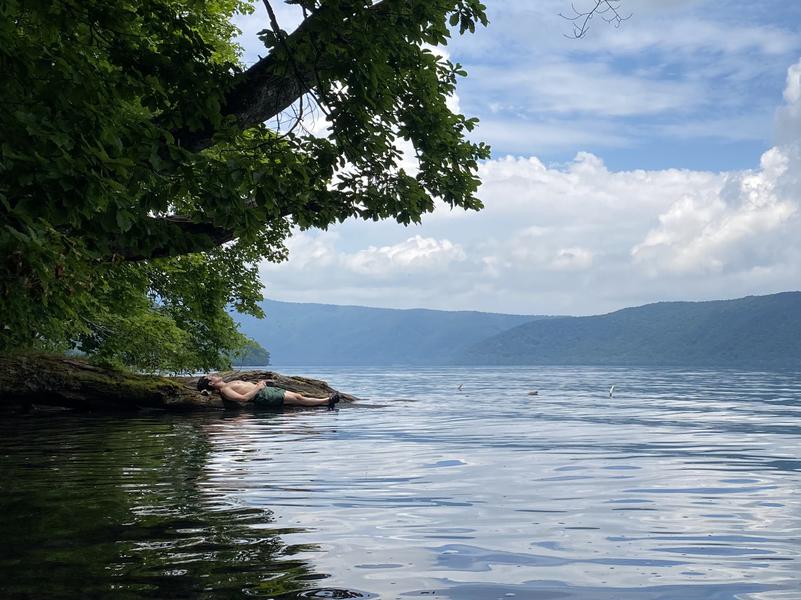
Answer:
[{"left": 197, "top": 375, "right": 223, "bottom": 392}]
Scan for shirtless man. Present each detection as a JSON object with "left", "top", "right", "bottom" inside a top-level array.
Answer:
[{"left": 197, "top": 375, "right": 341, "bottom": 410}]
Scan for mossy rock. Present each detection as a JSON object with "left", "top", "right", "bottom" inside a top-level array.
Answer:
[{"left": 0, "top": 354, "right": 356, "bottom": 412}]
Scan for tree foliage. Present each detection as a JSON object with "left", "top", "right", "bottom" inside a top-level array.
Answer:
[
  {"left": 230, "top": 340, "right": 270, "bottom": 366},
  {"left": 0, "top": 0, "right": 489, "bottom": 371}
]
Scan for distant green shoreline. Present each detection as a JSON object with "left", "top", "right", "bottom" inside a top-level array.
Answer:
[{"left": 238, "top": 292, "right": 801, "bottom": 369}]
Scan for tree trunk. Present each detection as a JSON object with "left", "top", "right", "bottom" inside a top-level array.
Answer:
[{"left": 0, "top": 354, "right": 355, "bottom": 412}]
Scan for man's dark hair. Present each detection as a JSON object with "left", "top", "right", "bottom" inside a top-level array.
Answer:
[{"left": 196, "top": 376, "right": 212, "bottom": 392}]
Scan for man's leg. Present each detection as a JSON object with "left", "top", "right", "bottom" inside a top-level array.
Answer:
[{"left": 282, "top": 390, "right": 331, "bottom": 407}]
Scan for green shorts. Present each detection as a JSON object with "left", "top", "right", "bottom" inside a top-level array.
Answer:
[{"left": 254, "top": 386, "right": 285, "bottom": 409}]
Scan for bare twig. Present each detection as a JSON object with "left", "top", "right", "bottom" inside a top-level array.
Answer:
[{"left": 559, "top": 0, "right": 631, "bottom": 38}]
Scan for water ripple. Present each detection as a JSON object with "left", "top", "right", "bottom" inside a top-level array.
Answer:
[{"left": 1, "top": 366, "right": 800, "bottom": 599}]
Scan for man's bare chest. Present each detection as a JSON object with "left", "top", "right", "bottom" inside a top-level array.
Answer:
[{"left": 227, "top": 381, "right": 257, "bottom": 394}]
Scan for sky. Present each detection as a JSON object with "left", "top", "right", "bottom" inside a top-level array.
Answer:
[{"left": 233, "top": 0, "right": 801, "bottom": 316}]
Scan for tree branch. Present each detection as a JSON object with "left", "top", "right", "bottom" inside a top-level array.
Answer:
[
  {"left": 175, "top": 0, "right": 393, "bottom": 152},
  {"left": 106, "top": 200, "right": 325, "bottom": 262},
  {"left": 107, "top": 215, "right": 237, "bottom": 261}
]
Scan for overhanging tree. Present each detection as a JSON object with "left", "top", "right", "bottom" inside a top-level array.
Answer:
[{"left": 0, "top": 0, "right": 490, "bottom": 371}]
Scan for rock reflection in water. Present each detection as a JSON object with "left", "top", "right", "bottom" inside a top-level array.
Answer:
[{"left": 0, "top": 413, "right": 325, "bottom": 599}]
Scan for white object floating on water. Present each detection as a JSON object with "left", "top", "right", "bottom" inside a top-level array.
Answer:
[
  {"left": 609, "top": 385, "right": 616, "bottom": 398},
  {"left": 528, "top": 390, "right": 539, "bottom": 396}
]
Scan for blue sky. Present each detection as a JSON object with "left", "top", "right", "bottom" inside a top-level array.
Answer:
[
  {"left": 235, "top": 1, "right": 801, "bottom": 315},
  {"left": 448, "top": 0, "right": 799, "bottom": 171}
]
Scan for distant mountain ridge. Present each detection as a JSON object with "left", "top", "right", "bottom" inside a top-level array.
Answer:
[
  {"left": 236, "top": 299, "right": 543, "bottom": 365},
  {"left": 236, "top": 292, "right": 801, "bottom": 368},
  {"left": 461, "top": 292, "right": 801, "bottom": 368}
]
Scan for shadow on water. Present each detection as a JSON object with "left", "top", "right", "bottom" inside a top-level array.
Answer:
[{"left": 0, "top": 412, "right": 361, "bottom": 599}]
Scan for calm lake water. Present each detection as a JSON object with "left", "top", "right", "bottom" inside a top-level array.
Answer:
[{"left": 1, "top": 366, "right": 800, "bottom": 599}]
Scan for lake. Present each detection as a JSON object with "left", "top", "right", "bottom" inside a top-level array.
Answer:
[{"left": 1, "top": 366, "right": 800, "bottom": 599}]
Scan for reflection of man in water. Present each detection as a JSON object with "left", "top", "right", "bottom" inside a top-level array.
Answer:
[{"left": 197, "top": 375, "right": 341, "bottom": 410}]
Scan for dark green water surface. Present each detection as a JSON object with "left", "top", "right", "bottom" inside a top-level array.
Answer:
[
  {"left": 0, "top": 414, "right": 321, "bottom": 598},
  {"left": 1, "top": 366, "right": 800, "bottom": 599}
]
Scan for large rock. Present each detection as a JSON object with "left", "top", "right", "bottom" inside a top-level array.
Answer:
[{"left": 0, "top": 354, "right": 356, "bottom": 412}]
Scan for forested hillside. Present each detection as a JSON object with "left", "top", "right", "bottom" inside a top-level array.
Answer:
[
  {"left": 460, "top": 292, "right": 801, "bottom": 368},
  {"left": 237, "top": 300, "right": 540, "bottom": 365}
]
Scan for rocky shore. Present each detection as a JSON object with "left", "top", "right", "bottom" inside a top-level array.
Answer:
[{"left": 0, "top": 354, "right": 356, "bottom": 412}]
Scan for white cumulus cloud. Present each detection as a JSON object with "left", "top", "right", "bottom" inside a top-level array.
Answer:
[
  {"left": 344, "top": 236, "right": 466, "bottom": 277},
  {"left": 257, "top": 55, "right": 801, "bottom": 316},
  {"left": 632, "top": 68, "right": 801, "bottom": 276},
  {"left": 776, "top": 58, "right": 801, "bottom": 145}
]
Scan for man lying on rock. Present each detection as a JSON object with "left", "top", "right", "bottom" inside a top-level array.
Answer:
[{"left": 197, "top": 375, "right": 341, "bottom": 410}]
